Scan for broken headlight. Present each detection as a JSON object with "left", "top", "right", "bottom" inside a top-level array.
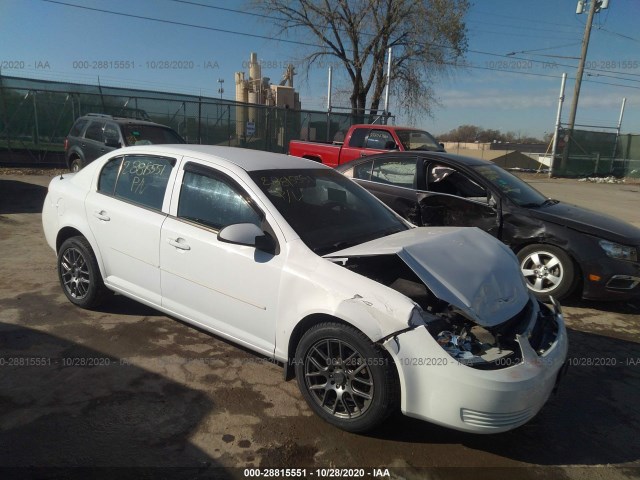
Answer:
[
  {"left": 436, "top": 330, "right": 483, "bottom": 361},
  {"left": 411, "top": 307, "right": 523, "bottom": 369},
  {"left": 598, "top": 239, "right": 638, "bottom": 262}
]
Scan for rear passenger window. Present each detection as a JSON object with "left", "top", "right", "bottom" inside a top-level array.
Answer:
[
  {"left": 84, "top": 121, "right": 105, "bottom": 142},
  {"left": 178, "top": 170, "right": 261, "bottom": 230},
  {"left": 97, "top": 155, "right": 175, "bottom": 210},
  {"left": 98, "top": 157, "right": 122, "bottom": 195},
  {"left": 371, "top": 158, "right": 417, "bottom": 187},
  {"left": 69, "top": 119, "right": 88, "bottom": 137}
]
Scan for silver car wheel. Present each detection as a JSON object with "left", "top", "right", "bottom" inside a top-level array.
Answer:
[
  {"left": 304, "top": 338, "right": 374, "bottom": 419},
  {"left": 60, "top": 247, "right": 91, "bottom": 300},
  {"left": 520, "top": 250, "right": 564, "bottom": 293}
]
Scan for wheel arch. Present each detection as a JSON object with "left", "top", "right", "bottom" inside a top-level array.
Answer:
[
  {"left": 302, "top": 155, "right": 322, "bottom": 163},
  {"left": 56, "top": 226, "right": 106, "bottom": 280},
  {"left": 56, "top": 226, "right": 85, "bottom": 252},
  {"left": 283, "top": 313, "right": 400, "bottom": 384},
  {"left": 66, "top": 149, "right": 84, "bottom": 169},
  {"left": 284, "top": 313, "right": 349, "bottom": 380}
]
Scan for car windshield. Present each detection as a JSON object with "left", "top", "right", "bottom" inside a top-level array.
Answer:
[
  {"left": 396, "top": 130, "right": 442, "bottom": 151},
  {"left": 472, "top": 164, "right": 548, "bottom": 207},
  {"left": 249, "top": 168, "right": 409, "bottom": 255},
  {"left": 122, "top": 125, "right": 185, "bottom": 146}
]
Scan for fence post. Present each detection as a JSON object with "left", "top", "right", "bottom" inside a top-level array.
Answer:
[
  {"left": 32, "top": 91, "right": 40, "bottom": 146},
  {"left": 198, "top": 97, "right": 202, "bottom": 144},
  {"left": 227, "top": 105, "right": 231, "bottom": 147},
  {"left": 284, "top": 108, "right": 288, "bottom": 154},
  {"left": 0, "top": 71, "right": 11, "bottom": 151}
]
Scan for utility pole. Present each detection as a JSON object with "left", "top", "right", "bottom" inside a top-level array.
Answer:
[
  {"left": 383, "top": 47, "right": 392, "bottom": 125},
  {"left": 550, "top": 73, "right": 567, "bottom": 177},
  {"left": 560, "top": 0, "right": 605, "bottom": 171}
]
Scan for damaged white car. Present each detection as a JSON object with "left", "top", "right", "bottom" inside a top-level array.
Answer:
[{"left": 42, "top": 145, "right": 568, "bottom": 433}]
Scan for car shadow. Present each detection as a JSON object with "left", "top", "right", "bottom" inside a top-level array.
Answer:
[
  {"left": 96, "top": 292, "right": 164, "bottom": 317},
  {"left": 368, "top": 328, "right": 639, "bottom": 466},
  {"left": 0, "top": 179, "right": 48, "bottom": 215},
  {"left": 0, "top": 322, "right": 227, "bottom": 478},
  {"left": 561, "top": 296, "right": 639, "bottom": 314}
]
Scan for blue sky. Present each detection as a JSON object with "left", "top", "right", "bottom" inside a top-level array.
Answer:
[{"left": 1, "top": 0, "right": 638, "bottom": 139}]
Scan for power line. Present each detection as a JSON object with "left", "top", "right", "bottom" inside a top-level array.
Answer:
[
  {"left": 39, "top": 0, "right": 640, "bottom": 91},
  {"left": 466, "top": 19, "right": 583, "bottom": 36},
  {"left": 168, "top": 0, "right": 274, "bottom": 20},
  {"left": 505, "top": 42, "right": 582, "bottom": 56},
  {"left": 41, "top": 0, "right": 322, "bottom": 49},
  {"left": 594, "top": 26, "right": 640, "bottom": 43},
  {"left": 586, "top": 72, "right": 640, "bottom": 83}
]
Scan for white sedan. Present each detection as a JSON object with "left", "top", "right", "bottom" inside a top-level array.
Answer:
[{"left": 42, "top": 145, "right": 568, "bottom": 433}]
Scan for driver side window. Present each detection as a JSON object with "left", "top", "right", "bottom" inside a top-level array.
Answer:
[
  {"left": 427, "top": 163, "right": 487, "bottom": 201},
  {"left": 178, "top": 167, "right": 261, "bottom": 231}
]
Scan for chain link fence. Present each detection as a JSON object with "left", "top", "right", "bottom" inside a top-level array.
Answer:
[
  {"left": 0, "top": 75, "right": 392, "bottom": 166},
  {"left": 554, "top": 128, "right": 640, "bottom": 178}
]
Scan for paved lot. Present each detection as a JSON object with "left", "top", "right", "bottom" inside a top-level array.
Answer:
[{"left": 0, "top": 171, "right": 638, "bottom": 479}]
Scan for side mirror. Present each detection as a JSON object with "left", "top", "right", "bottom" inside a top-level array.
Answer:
[
  {"left": 218, "top": 223, "right": 276, "bottom": 254},
  {"left": 384, "top": 140, "right": 398, "bottom": 150}
]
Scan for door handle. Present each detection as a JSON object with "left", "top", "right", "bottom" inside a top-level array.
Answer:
[
  {"left": 360, "top": 153, "right": 368, "bottom": 158},
  {"left": 93, "top": 210, "right": 110, "bottom": 221},
  {"left": 167, "top": 238, "right": 191, "bottom": 251}
]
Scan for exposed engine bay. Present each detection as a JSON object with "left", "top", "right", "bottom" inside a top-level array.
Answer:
[{"left": 334, "top": 254, "right": 560, "bottom": 370}]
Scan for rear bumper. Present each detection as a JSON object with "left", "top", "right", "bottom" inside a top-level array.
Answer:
[{"left": 384, "top": 311, "right": 568, "bottom": 433}]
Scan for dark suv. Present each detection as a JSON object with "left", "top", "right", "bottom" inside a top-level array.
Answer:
[{"left": 64, "top": 113, "right": 185, "bottom": 171}]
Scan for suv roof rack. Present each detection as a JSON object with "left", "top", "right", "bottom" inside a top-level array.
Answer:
[{"left": 85, "top": 113, "right": 114, "bottom": 119}]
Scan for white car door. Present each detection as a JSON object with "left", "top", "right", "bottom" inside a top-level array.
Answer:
[
  {"left": 160, "top": 161, "right": 284, "bottom": 355},
  {"left": 85, "top": 154, "right": 179, "bottom": 304}
]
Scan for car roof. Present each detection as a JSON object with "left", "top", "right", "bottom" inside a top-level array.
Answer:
[
  {"left": 120, "top": 145, "right": 325, "bottom": 172},
  {"left": 336, "top": 151, "right": 491, "bottom": 170}
]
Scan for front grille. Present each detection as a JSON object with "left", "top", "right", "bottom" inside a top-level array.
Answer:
[{"left": 461, "top": 407, "right": 535, "bottom": 429}]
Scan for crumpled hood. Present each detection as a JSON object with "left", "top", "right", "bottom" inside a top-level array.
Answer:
[
  {"left": 529, "top": 202, "right": 640, "bottom": 245},
  {"left": 325, "top": 227, "right": 529, "bottom": 326}
]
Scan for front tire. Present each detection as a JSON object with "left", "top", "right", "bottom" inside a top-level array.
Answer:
[
  {"left": 57, "top": 236, "right": 108, "bottom": 309},
  {"left": 294, "top": 322, "right": 398, "bottom": 432},
  {"left": 517, "top": 244, "right": 576, "bottom": 300}
]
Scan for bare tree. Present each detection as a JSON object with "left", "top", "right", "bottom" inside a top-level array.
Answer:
[{"left": 253, "top": 0, "right": 469, "bottom": 122}]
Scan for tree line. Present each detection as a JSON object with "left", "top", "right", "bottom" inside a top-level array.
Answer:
[{"left": 437, "top": 124, "right": 552, "bottom": 144}]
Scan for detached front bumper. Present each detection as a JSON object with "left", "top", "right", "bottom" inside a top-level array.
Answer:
[{"left": 383, "top": 309, "right": 568, "bottom": 434}]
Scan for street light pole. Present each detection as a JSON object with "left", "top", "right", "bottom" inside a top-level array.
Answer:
[{"left": 560, "top": 0, "right": 600, "bottom": 171}]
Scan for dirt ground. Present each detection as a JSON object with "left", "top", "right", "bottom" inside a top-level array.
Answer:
[{"left": 0, "top": 169, "right": 638, "bottom": 479}]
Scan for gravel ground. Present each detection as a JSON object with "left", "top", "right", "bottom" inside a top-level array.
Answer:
[{"left": 0, "top": 169, "right": 638, "bottom": 479}]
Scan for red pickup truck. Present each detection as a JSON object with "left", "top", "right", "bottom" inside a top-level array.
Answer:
[{"left": 289, "top": 124, "right": 444, "bottom": 168}]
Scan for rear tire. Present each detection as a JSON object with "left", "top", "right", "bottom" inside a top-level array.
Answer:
[
  {"left": 70, "top": 157, "right": 85, "bottom": 172},
  {"left": 57, "top": 236, "right": 108, "bottom": 309},
  {"left": 294, "top": 322, "right": 398, "bottom": 432}
]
